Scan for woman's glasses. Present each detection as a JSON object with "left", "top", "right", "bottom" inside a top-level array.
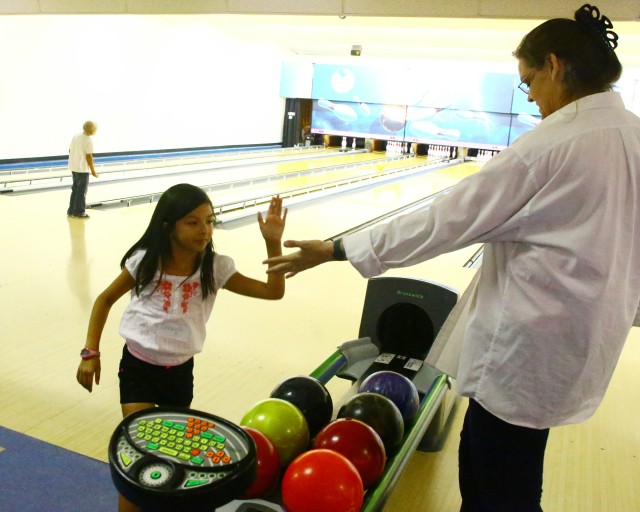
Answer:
[{"left": 518, "top": 68, "right": 536, "bottom": 95}]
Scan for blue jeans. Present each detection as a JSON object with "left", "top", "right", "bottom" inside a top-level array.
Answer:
[
  {"left": 67, "top": 171, "right": 90, "bottom": 216},
  {"left": 459, "top": 399, "right": 550, "bottom": 512}
]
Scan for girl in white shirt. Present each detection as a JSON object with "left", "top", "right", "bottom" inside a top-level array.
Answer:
[{"left": 76, "top": 183, "right": 287, "bottom": 512}]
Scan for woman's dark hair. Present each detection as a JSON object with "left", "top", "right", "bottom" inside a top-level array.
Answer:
[
  {"left": 121, "top": 183, "right": 216, "bottom": 298},
  {"left": 513, "top": 4, "right": 622, "bottom": 98}
]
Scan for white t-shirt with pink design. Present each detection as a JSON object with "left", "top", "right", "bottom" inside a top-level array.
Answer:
[{"left": 119, "top": 249, "right": 236, "bottom": 366}]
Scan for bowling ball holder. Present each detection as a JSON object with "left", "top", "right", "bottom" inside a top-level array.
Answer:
[{"left": 109, "top": 407, "right": 257, "bottom": 512}]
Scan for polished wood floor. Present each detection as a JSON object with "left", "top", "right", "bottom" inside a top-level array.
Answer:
[{"left": 0, "top": 149, "right": 638, "bottom": 511}]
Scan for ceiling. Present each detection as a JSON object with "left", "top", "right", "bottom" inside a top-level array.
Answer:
[{"left": 2, "top": 0, "right": 640, "bottom": 69}]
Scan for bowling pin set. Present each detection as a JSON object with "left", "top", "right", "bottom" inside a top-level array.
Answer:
[
  {"left": 384, "top": 140, "right": 410, "bottom": 155},
  {"left": 340, "top": 136, "right": 358, "bottom": 151},
  {"left": 476, "top": 149, "right": 498, "bottom": 160},
  {"left": 426, "top": 145, "right": 457, "bottom": 159}
]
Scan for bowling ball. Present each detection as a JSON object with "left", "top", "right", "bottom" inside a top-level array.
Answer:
[
  {"left": 359, "top": 370, "right": 420, "bottom": 426},
  {"left": 270, "top": 375, "right": 333, "bottom": 438},
  {"left": 241, "top": 427, "right": 281, "bottom": 499},
  {"left": 240, "top": 398, "right": 309, "bottom": 467},
  {"left": 380, "top": 105, "right": 407, "bottom": 133},
  {"left": 337, "top": 392, "right": 404, "bottom": 454},
  {"left": 313, "top": 418, "right": 386, "bottom": 489},
  {"left": 281, "top": 449, "right": 364, "bottom": 512}
]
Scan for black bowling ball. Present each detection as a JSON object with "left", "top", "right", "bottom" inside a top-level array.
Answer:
[
  {"left": 270, "top": 376, "right": 333, "bottom": 438},
  {"left": 337, "top": 392, "right": 404, "bottom": 454}
]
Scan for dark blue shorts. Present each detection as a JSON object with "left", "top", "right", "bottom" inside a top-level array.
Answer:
[{"left": 118, "top": 345, "right": 194, "bottom": 407}]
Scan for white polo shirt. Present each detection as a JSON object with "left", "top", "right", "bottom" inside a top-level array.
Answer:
[
  {"left": 68, "top": 133, "right": 94, "bottom": 173},
  {"left": 344, "top": 92, "right": 640, "bottom": 429}
]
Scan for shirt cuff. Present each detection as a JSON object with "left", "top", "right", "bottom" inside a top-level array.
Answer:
[{"left": 343, "top": 230, "right": 386, "bottom": 278}]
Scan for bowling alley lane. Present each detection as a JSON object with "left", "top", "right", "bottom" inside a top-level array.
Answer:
[{"left": 78, "top": 149, "right": 386, "bottom": 204}]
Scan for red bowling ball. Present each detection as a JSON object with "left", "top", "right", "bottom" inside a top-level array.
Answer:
[
  {"left": 359, "top": 370, "right": 420, "bottom": 426},
  {"left": 281, "top": 449, "right": 364, "bottom": 512},
  {"left": 313, "top": 418, "right": 386, "bottom": 489},
  {"left": 241, "top": 427, "right": 281, "bottom": 499}
]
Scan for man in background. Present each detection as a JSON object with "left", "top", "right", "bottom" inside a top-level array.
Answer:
[{"left": 67, "top": 120, "right": 98, "bottom": 219}]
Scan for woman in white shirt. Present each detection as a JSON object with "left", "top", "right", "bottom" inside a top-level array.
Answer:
[{"left": 264, "top": 4, "right": 640, "bottom": 511}]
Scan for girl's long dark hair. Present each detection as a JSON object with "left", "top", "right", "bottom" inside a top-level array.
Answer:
[{"left": 121, "top": 183, "right": 216, "bottom": 299}]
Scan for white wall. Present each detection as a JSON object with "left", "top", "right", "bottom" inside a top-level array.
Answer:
[{"left": 0, "top": 15, "right": 288, "bottom": 160}]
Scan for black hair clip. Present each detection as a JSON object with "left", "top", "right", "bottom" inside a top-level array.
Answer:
[{"left": 576, "top": 4, "right": 619, "bottom": 51}]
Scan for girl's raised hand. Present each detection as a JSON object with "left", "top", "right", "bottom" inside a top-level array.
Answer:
[{"left": 258, "top": 195, "right": 287, "bottom": 242}]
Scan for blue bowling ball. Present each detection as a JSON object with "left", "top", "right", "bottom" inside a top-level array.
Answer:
[{"left": 359, "top": 371, "right": 420, "bottom": 426}]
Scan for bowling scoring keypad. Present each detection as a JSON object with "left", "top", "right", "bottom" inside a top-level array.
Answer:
[
  {"left": 132, "top": 415, "right": 232, "bottom": 466},
  {"left": 112, "top": 409, "right": 254, "bottom": 491}
]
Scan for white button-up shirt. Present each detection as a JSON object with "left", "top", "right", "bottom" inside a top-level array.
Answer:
[{"left": 344, "top": 92, "right": 640, "bottom": 429}]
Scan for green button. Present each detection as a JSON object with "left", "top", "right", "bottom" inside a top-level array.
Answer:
[
  {"left": 159, "top": 446, "right": 179, "bottom": 457},
  {"left": 200, "top": 431, "right": 213, "bottom": 439},
  {"left": 185, "top": 479, "right": 209, "bottom": 488},
  {"left": 190, "top": 456, "right": 204, "bottom": 465},
  {"left": 173, "top": 424, "right": 186, "bottom": 431},
  {"left": 178, "top": 453, "right": 191, "bottom": 461},
  {"left": 119, "top": 451, "right": 133, "bottom": 467},
  {"left": 147, "top": 442, "right": 159, "bottom": 451},
  {"left": 163, "top": 420, "right": 174, "bottom": 427},
  {"left": 213, "top": 435, "right": 225, "bottom": 443}
]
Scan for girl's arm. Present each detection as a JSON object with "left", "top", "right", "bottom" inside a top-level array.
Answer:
[
  {"left": 224, "top": 196, "right": 287, "bottom": 300},
  {"left": 76, "top": 268, "right": 135, "bottom": 392}
]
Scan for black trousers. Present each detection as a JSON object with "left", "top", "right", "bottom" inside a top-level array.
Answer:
[
  {"left": 67, "top": 171, "right": 90, "bottom": 215},
  {"left": 459, "top": 399, "right": 550, "bottom": 512}
]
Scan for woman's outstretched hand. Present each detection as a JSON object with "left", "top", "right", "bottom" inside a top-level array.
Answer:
[{"left": 263, "top": 239, "right": 334, "bottom": 278}]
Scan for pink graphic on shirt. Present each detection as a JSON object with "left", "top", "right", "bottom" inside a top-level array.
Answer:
[
  {"left": 158, "top": 280, "right": 200, "bottom": 313},
  {"left": 181, "top": 282, "right": 200, "bottom": 314},
  {"left": 160, "top": 280, "right": 172, "bottom": 312}
]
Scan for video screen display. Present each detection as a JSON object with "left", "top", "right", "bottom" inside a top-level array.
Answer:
[
  {"left": 311, "top": 100, "right": 515, "bottom": 149},
  {"left": 405, "top": 107, "right": 512, "bottom": 149},
  {"left": 310, "top": 64, "right": 517, "bottom": 114},
  {"left": 312, "top": 100, "right": 408, "bottom": 140},
  {"left": 303, "top": 63, "right": 543, "bottom": 148}
]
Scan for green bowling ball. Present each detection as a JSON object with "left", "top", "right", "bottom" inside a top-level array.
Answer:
[{"left": 240, "top": 398, "right": 309, "bottom": 467}]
